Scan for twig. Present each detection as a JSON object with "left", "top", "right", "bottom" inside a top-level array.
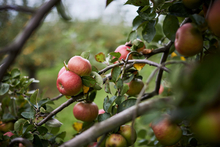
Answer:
[
  {"left": 0, "top": 5, "right": 36, "bottom": 13},
  {"left": 50, "top": 94, "right": 63, "bottom": 101}
]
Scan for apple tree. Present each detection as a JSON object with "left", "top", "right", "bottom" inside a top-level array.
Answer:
[{"left": 1, "top": 0, "right": 220, "bottom": 147}]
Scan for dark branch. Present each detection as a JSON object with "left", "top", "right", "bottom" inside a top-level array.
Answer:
[
  {"left": 9, "top": 137, "right": 33, "bottom": 147},
  {"left": 0, "top": 5, "right": 36, "bottom": 13}
]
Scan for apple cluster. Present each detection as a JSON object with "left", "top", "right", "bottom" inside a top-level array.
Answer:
[{"left": 56, "top": 56, "right": 92, "bottom": 96}]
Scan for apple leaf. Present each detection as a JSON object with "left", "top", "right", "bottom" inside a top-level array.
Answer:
[
  {"left": 163, "top": 15, "right": 179, "bottom": 41},
  {"left": 132, "top": 16, "right": 143, "bottom": 30},
  {"left": 21, "top": 111, "right": 35, "bottom": 119},
  {"left": 88, "top": 90, "right": 97, "bottom": 102},
  {"left": 23, "top": 122, "right": 35, "bottom": 134},
  {"left": 168, "top": 2, "right": 191, "bottom": 17},
  {"left": 73, "top": 122, "right": 83, "bottom": 132},
  {"left": 83, "top": 85, "right": 90, "bottom": 94},
  {"left": 0, "top": 83, "right": 9, "bottom": 95},
  {"left": 14, "top": 118, "right": 27, "bottom": 135},
  {"left": 81, "top": 76, "right": 96, "bottom": 87},
  {"left": 95, "top": 52, "right": 106, "bottom": 63},
  {"left": 111, "top": 66, "right": 121, "bottom": 83},
  {"left": 116, "top": 78, "right": 123, "bottom": 90},
  {"left": 142, "top": 20, "right": 156, "bottom": 43},
  {"left": 91, "top": 71, "right": 103, "bottom": 90},
  {"left": 105, "top": 78, "right": 111, "bottom": 94},
  {"left": 189, "top": 14, "right": 206, "bottom": 26},
  {"left": 11, "top": 68, "right": 20, "bottom": 78},
  {"left": 30, "top": 89, "right": 38, "bottom": 106},
  {"left": 109, "top": 52, "right": 121, "bottom": 59},
  {"left": 45, "top": 118, "right": 63, "bottom": 128},
  {"left": 117, "top": 99, "right": 137, "bottom": 113},
  {"left": 98, "top": 113, "right": 111, "bottom": 122},
  {"left": 127, "top": 30, "right": 138, "bottom": 42},
  {"left": 120, "top": 84, "right": 129, "bottom": 96},
  {"left": 81, "top": 51, "right": 90, "bottom": 60},
  {"left": 133, "top": 63, "right": 145, "bottom": 71},
  {"left": 37, "top": 126, "right": 48, "bottom": 136},
  {"left": 103, "top": 96, "right": 118, "bottom": 113}
]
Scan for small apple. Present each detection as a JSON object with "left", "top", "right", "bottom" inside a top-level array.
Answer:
[
  {"left": 98, "top": 109, "right": 105, "bottom": 115},
  {"left": 182, "top": 0, "right": 203, "bottom": 9},
  {"left": 126, "top": 78, "right": 144, "bottom": 96},
  {"left": 73, "top": 102, "right": 99, "bottom": 122},
  {"left": 56, "top": 70, "right": 82, "bottom": 96},
  {"left": 4, "top": 132, "right": 14, "bottom": 137},
  {"left": 191, "top": 107, "right": 220, "bottom": 143},
  {"left": 0, "top": 121, "right": 14, "bottom": 132},
  {"left": 68, "top": 56, "right": 92, "bottom": 76},
  {"left": 57, "top": 66, "right": 66, "bottom": 77},
  {"left": 150, "top": 115, "right": 182, "bottom": 146},
  {"left": 105, "top": 134, "right": 127, "bottom": 147},
  {"left": 207, "top": 0, "right": 220, "bottom": 37},
  {"left": 115, "top": 45, "right": 132, "bottom": 61},
  {"left": 175, "top": 23, "right": 203, "bottom": 57},
  {"left": 119, "top": 125, "right": 137, "bottom": 146}
]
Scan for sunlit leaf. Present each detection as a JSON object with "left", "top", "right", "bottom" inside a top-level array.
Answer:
[
  {"left": 133, "top": 63, "right": 145, "bottom": 71},
  {"left": 95, "top": 52, "right": 106, "bottom": 63},
  {"left": 83, "top": 85, "right": 90, "bottom": 94},
  {"left": 111, "top": 66, "right": 121, "bottom": 82},
  {"left": 73, "top": 122, "right": 83, "bottom": 132}
]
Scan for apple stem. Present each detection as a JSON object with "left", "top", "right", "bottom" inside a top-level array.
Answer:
[{"left": 63, "top": 61, "right": 69, "bottom": 71}]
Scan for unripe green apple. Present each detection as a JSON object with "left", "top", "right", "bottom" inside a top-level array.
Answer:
[
  {"left": 56, "top": 70, "right": 82, "bottom": 96},
  {"left": 119, "top": 125, "right": 137, "bottom": 146},
  {"left": 182, "top": 0, "right": 203, "bottom": 9},
  {"left": 175, "top": 23, "right": 203, "bottom": 57},
  {"left": 150, "top": 115, "right": 182, "bottom": 146},
  {"left": 126, "top": 78, "right": 144, "bottom": 96},
  {"left": 68, "top": 56, "right": 92, "bottom": 76},
  {"left": 207, "top": 0, "right": 220, "bottom": 37},
  {"left": 115, "top": 45, "right": 132, "bottom": 61},
  {"left": 73, "top": 102, "right": 99, "bottom": 122},
  {"left": 105, "top": 134, "right": 127, "bottom": 147},
  {"left": 191, "top": 107, "right": 220, "bottom": 143}
]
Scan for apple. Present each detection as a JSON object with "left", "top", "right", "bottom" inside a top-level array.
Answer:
[
  {"left": 119, "top": 125, "right": 137, "bottom": 146},
  {"left": 182, "top": 0, "right": 203, "bottom": 9},
  {"left": 175, "top": 23, "right": 203, "bottom": 57},
  {"left": 4, "top": 132, "right": 14, "bottom": 137},
  {"left": 57, "top": 66, "right": 66, "bottom": 77},
  {"left": 56, "top": 70, "right": 82, "bottom": 96},
  {"left": 126, "top": 78, "right": 144, "bottom": 96},
  {"left": 150, "top": 115, "right": 182, "bottom": 146},
  {"left": 98, "top": 109, "right": 105, "bottom": 115},
  {"left": 191, "top": 107, "right": 220, "bottom": 143},
  {"left": 207, "top": 0, "right": 220, "bottom": 37},
  {"left": 68, "top": 56, "right": 92, "bottom": 76},
  {"left": 73, "top": 102, "right": 99, "bottom": 122},
  {"left": 105, "top": 134, "right": 127, "bottom": 147},
  {"left": 115, "top": 45, "right": 132, "bottom": 61},
  {"left": 159, "top": 85, "right": 164, "bottom": 94},
  {"left": 0, "top": 121, "right": 14, "bottom": 132}
]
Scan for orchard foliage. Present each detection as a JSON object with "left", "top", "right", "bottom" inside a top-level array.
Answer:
[{"left": 1, "top": 0, "right": 220, "bottom": 147}]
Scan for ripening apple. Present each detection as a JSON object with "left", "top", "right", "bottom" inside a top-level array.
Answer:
[
  {"left": 115, "top": 45, "right": 132, "bottom": 61},
  {"left": 175, "top": 23, "right": 203, "bottom": 57},
  {"left": 73, "top": 102, "right": 99, "bottom": 122},
  {"left": 150, "top": 115, "right": 182, "bottom": 146},
  {"left": 191, "top": 107, "right": 220, "bottom": 143},
  {"left": 68, "top": 56, "right": 92, "bottom": 76},
  {"left": 119, "top": 125, "right": 137, "bottom": 146},
  {"left": 126, "top": 78, "right": 144, "bottom": 96},
  {"left": 207, "top": 0, "right": 220, "bottom": 37},
  {"left": 182, "top": 0, "right": 203, "bottom": 9},
  {"left": 105, "top": 134, "right": 127, "bottom": 147},
  {"left": 4, "top": 132, "right": 14, "bottom": 137},
  {"left": 56, "top": 70, "right": 82, "bottom": 96}
]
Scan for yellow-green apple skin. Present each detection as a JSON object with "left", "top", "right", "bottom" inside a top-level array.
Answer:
[
  {"left": 68, "top": 56, "right": 92, "bottom": 76},
  {"left": 105, "top": 134, "right": 127, "bottom": 147},
  {"left": 73, "top": 102, "right": 98, "bottom": 122},
  {"left": 182, "top": 0, "right": 203, "bottom": 9},
  {"left": 126, "top": 78, "right": 144, "bottom": 96},
  {"left": 56, "top": 70, "right": 82, "bottom": 96},
  {"left": 119, "top": 125, "right": 137, "bottom": 146},
  {"left": 175, "top": 23, "right": 203, "bottom": 57},
  {"left": 207, "top": 0, "right": 220, "bottom": 37},
  {"left": 150, "top": 116, "right": 182, "bottom": 146},
  {"left": 191, "top": 108, "right": 220, "bottom": 143}
]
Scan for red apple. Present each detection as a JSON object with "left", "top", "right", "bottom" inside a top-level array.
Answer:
[
  {"left": 4, "top": 132, "right": 14, "bottom": 137},
  {"left": 175, "top": 23, "right": 203, "bottom": 57},
  {"left": 126, "top": 78, "right": 144, "bottom": 96},
  {"left": 115, "top": 45, "right": 132, "bottom": 61},
  {"left": 58, "top": 66, "right": 66, "bottom": 77},
  {"left": 150, "top": 115, "right": 182, "bottom": 146},
  {"left": 98, "top": 109, "right": 105, "bottom": 114},
  {"left": 119, "top": 125, "right": 137, "bottom": 146},
  {"left": 182, "top": 0, "right": 203, "bottom": 9},
  {"left": 207, "top": 0, "right": 220, "bottom": 37},
  {"left": 105, "top": 134, "right": 127, "bottom": 147},
  {"left": 73, "top": 102, "right": 99, "bottom": 122},
  {"left": 159, "top": 85, "right": 164, "bottom": 94},
  {"left": 68, "top": 56, "right": 92, "bottom": 76},
  {"left": 56, "top": 70, "right": 82, "bottom": 96}
]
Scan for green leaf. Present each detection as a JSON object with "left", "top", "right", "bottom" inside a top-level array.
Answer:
[
  {"left": 98, "top": 113, "right": 111, "bottom": 122},
  {"left": 132, "top": 16, "right": 143, "bottom": 30},
  {"left": 56, "top": 131, "right": 66, "bottom": 140},
  {"left": 91, "top": 71, "right": 103, "bottom": 90},
  {"left": 2, "top": 113, "right": 16, "bottom": 122},
  {"left": 137, "top": 7, "right": 156, "bottom": 21},
  {"left": 168, "top": 2, "right": 191, "bottom": 17},
  {"left": 30, "top": 89, "right": 38, "bottom": 106},
  {"left": 117, "top": 99, "right": 137, "bottom": 113},
  {"left": 81, "top": 51, "right": 90, "bottom": 60},
  {"left": 82, "top": 76, "right": 96, "bottom": 87},
  {"left": 109, "top": 52, "right": 121, "bottom": 59},
  {"left": 23, "top": 131, "right": 34, "bottom": 141},
  {"left": 103, "top": 96, "right": 118, "bottom": 113},
  {"left": 23, "top": 122, "right": 35, "bottom": 134},
  {"left": 21, "top": 111, "right": 35, "bottom": 119},
  {"left": 115, "top": 95, "right": 126, "bottom": 105},
  {"left": 45, "top": 118, "right": 62, "bottom": 128},
  {"left": 38, "top": 98, "right": 51, "bottom": 108},
  {"left": 116, "top": 79, "right": 123, "bottom": 90},
  {"left": 190, "top": 14, "right": 206, "bottom": 26},
  {"left": 11, "top": 68, "right": 20, "bottom": 78},
  {"left": 111, "top": 66, "right": 121, "bottom": 83},
  {"left": 95, "top": 52, "right": 106, "bottom": 63},
  {"left": 129, "top": 0, "right": 149, "bottom": 6},
  {"left": 37, "top": 126, "right": 48, "bottom": 136},
  {"left": 142, "top": 20, "right": 156, "bottom": 43},
  {"left": 138, "top": 129, "right": 147, "bottom": 139},
  {"left": 0, "top": 83, "right": 9, "bottom": 95},
  {"left": 127, "top": 30, "right": 138, "bottom": 42},
  {"left": 88, "top": 90, "right": 97, "bottom": 102},
  {"left": 14, "top": 118, "right": 27, "bottom": 135},
  {"left": 104, "top": 79, "right": 111, "bottom": 94},
  {"left": 120, "top": 84, "right": 129, "bottom": 96},
  {"left": 33, "top": 134, "right": 44, "bottom": 147},
  {"left": 163, "top": 15, "right": 179, "bottom": 41}
]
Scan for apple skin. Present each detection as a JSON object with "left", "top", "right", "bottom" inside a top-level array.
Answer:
[
  {"left": 207, "top": 0, "right": 220, "bottom": 37},
  {"left": 115, "top": 45, "right": 132, "bottom": 60},
  {"left": 58, "top": 66, "right": 66, "bottom": 77},
  {"left": 159, "top": 85, "right": 164, "bottom": 94},
  {"left": 73, "top": 102, "right": 99, "bottom": 122},
  {"left": 126, "top": 78, "right": 144, "bottom": 96},
  {"left": 4, "top": 132, "right": 14, "bottom": 137},
  {"left": 175, "top": 23, "right": 203, "bottom": 57},
  {"left": 98, "top": 109, "right": 105, "bottom": 115},
  {"left": 119, "top": 125, "right": 137, "bottom": 146},
  {"left": 68, "top": 56, "right": 92, "bottom": 76},
  {"left": 56, "top": 70, "right": 82, "bottom": 96},
  {"left": 150, "top": 115, "right": 182, "bottom": 146},
  {"left": 105, "top": 134, "right": 127, "bottom": 147},
  {"left": 191, "top": 107, "right": 220, "bottom": 143},
  {"left": 182, "top": 0, "right": 203, "bottom": 9}
]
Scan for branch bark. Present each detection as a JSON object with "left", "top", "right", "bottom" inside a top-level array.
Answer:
[
  {"left": 0, "top": 5, "right": 36, "bottom": 13},
  {"left": 60, "top": 97, "right": 172, "bottom": 147}
]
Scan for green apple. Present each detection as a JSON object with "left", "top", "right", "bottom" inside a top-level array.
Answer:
[
  {"left": 126, "top": 78, "right": 144, "bottom": 96},
  {"left": 119, "top": 125, "right": 137, "bottom": 146},
  {"left": 175, "top": 23, "right": 203, "bottom": 57},
  {"left": 105, "top": 134, "right": 127, "bottom": 147}
]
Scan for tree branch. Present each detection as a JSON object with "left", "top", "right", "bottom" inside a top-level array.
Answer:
[
  {"left": 9, "top": 137, "right": 33, "bottom": 147},
  {"left": 60, "top": 97, "right": 172, "bottom": 147},
  {"left": 0, "top": 5, "right": 36, "bottom": 13}
]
